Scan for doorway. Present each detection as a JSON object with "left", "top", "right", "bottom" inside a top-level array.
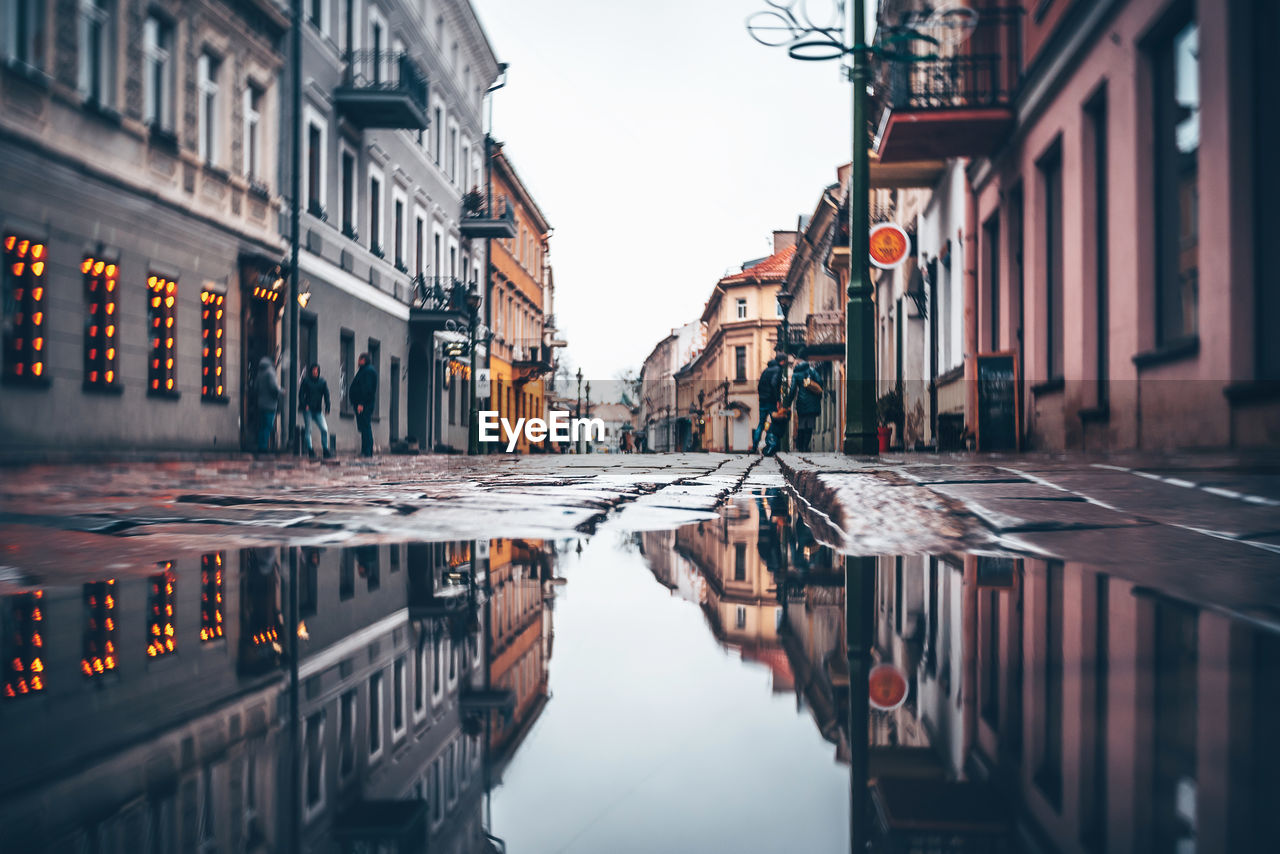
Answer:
[
  {"left": 389, "top": 357, "right": 401, "bottom": 444},
  {"left": 241, "top": 292, "right": 282, "bottom": 450}
]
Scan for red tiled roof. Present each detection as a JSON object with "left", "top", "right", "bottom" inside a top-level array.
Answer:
[{"left": 718, "top": 244, "right": 796, "bottom": 285}]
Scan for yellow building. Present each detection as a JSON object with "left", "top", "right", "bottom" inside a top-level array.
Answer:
[{"left": 486, "top": 144, "right": 554, "bottom": 453}]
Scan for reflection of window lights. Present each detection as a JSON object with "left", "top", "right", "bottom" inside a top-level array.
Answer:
[
  {"left": 200, "top": 552, "right": 224, "bottom": 641},
  {"left": 147, "top": 562, "right": 177, "bottom": 658},
  {"left": 82, "top": 580, "right": 117, "bottom": 676},
  {"left": 3, "top": 590, "right": 46, "bottom": 697}
]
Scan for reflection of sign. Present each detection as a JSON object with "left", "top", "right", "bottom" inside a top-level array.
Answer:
[
  {"left": 869, "top": 663, "right": 909, "bottom": 711},
  {"left": 869, "top": 222, "right": 911, "bottom": 269},
  {"left": 976, "top": 351, "right": 1019, "bottom": 452},
  {"left": 444, "top": 342, "right": 469, "bottom": 358},
  {"left": 476, "top": 368, "right": 490, "bottom": 399}
]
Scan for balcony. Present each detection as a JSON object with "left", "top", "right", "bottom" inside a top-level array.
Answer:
[
  {"left": 459, "top": 195, "right": 517, "bottom": 240},
  {"left": 411, "top": 276, "right": 469, "bottom": 314},
  {"left": 511, "top": 338, "right": 554, "bottom": 374},
  {"left": 335, "top": 50, "right": 429, "bottom": 130},
  {"left": 804, "top": 311, "right": 845, "bottom": 357},
  {"left": 872, "top": 7, "right": 1021, "bottom": 162}
]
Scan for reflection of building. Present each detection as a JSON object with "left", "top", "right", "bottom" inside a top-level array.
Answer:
[{"left": 486, "top": 539, "right": 554, "bottom": 775}]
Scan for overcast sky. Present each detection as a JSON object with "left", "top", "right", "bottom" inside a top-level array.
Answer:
[{"left": 470, "top": 0, "right": 855, "bottom": 389}]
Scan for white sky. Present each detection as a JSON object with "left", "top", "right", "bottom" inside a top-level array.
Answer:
[{"left": 471, "top": 0, "right": 856, "bottom": 388}]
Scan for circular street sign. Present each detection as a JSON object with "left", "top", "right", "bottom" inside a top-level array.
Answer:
[
  {"left": 868, "top": 663, "right": 909, "bottom": 710},
  {"left": 869, "top": 222, "right": 911, "bottom": 269}
]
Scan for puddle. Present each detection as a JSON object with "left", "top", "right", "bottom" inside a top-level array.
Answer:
[{"left": 1, "top": 488, "right": 1278, "bottom": 852}]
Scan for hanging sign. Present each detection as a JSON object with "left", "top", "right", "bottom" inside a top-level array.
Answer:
[
  {"left": 868, "top": 663, "right": 909, "bottom": 711},
  {"left": 869, "top": 222, "right": 911, "bottom": 269}
]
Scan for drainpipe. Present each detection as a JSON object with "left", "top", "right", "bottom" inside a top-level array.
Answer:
[
  {"left": 287, "top": 0, "right": 302, "bottom": 453},
  {"left": 964, "top": 163, "right": 980, "bottom": 448}
]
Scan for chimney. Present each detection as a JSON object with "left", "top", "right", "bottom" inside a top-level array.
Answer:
[{"left": 772, "top": 230, "right": 798, "bottom": 253}]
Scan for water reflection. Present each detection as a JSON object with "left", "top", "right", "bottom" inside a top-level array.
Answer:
[
  {"left": 0, "top": 538, "right": 558, "bottom": 854},
  {"left": 3, "top": 489, "right": 1279, "bottom": 852}
]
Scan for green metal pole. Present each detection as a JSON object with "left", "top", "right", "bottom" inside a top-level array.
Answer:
[
  {"left": 467, "top": 307, "right": 479, "bottom": 455},
  {"left": 844, "top": 0, "right": 878, "bottom": 456}
]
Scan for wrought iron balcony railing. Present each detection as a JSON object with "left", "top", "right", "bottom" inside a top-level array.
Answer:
[
  {"left": 510, "top": 338, "right": 553, "bottom": 367},
  {"left": 412, "top": 276, "right": 469, "bottom": 313},
  {"left": 335, "top": 50, "right": 429, "bottom": 130},
  {"left": 806, "top": 311, "right": 844, "bottom": 348},
  {"left": 460, "top": 195, "right": 517, "bottom": 240}
]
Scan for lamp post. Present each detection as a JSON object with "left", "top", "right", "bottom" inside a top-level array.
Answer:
[
  {"left": 584, "top": 381, "right": 591, "bottom": 454},
  {"left": 575, "top": 367, "right": 583, "bottom": 454},
  {"left": 466, "top": 287, "right": 482, "bottom": 455},
  {"left": 748, "top": 0, "right": 878, "bottom": 456},
  {"left": 776, "top": 290, "right": 795, "bottom": 359}
]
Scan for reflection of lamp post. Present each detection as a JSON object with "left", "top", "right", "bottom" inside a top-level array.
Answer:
[
  {"left": 466, "top": 286, "right": 482, "bottom": 455},
  {"left": 748, "top": 0, "right": 877, "bottom": 455},
  {"left": 845, "top": 554, "right": 876, "bottom": 853},
  {"left": 776, "top": 290, "right": 795, "bottom": 358}
]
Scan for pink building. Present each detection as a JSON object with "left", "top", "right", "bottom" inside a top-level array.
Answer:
[{"left": 875, "top": 0, "right": 1278, "bottom": 450}]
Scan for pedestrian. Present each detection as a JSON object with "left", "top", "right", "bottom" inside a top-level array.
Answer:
[
  {"left": 255, "top": 355, "right": 282, "bottom": 453},
  {"left": 299, "top": 363, "right": 332, "bottom": 459},
  {"left": 348, "top": 352, "right": 378, "bottom": 457},
  {"left": 786, "top": 358, "right": 824, "bottom": 452},
  {"left": 754, "top": 355, "right": 785, "bottom": 453}
]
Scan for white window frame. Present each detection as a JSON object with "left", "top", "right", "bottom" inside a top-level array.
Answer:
[
  {"left": 460, "top": 137, "right": 470, "bottom": 190},
  {"left": 302, "top": 105, "right": 328, "bottom": 216},
  {"left": 392, "top": 656, "right": 407, "bottom": 742},
  {"left": 431, "top": 221, "right": 444, "bottom": 276},
  {"left": 368, "top": 669, "right": 384, "bottom": 762},
  {"left": 338, "top": 0, "right": 360, "bottom": 54},
  {"left": 338, "top": 688, "right": 357, "bottom": 780},
  {"left": 307, "top": 0, "right": 329, "bottom": 37},
  {"left": 367, "top": 5, "right": 386, "bottom": 83},
  {"left": 78, "top": 0, "right": 113, "bottom": 105},
  {"left": 338, "top": 139, "right": 358, "bottom": 235},
  {"left": 447, "top": 236, "right": 458, "bottom": 280},
  {"left": 5, "top": 0, "right": 45, "bottom": 69},
  {"left": 392, "top": 186, "right": 408, "bottom": 268},
  {"left": 413, "top": 206, "right": 427, "bottom": 278},
  {"left": 432, "top": 102, "right": 443, "bottom": 166},
  {"left": 431, "top": 632, "right": 445, "bottom": 705},
  {"left": 445, "top": 636, "right": 458, "bottom": 692},
  {"left": 197, "top": 52, "right": 221, "bottom": 165},
  {"left": 143, "top": 14, "right": 172, "bottom": 130},
  {"left": 413, "top": 637, "right": 428, "bottom": 722},
  {"left": 302, "top": 711, "right": 326, "bottom": 821},
  {"left": 447, "top": 121, "right": 458, "bottom": 182},
  {"left": 243, "top": 84, "right": 262, "bottom": 181},
  {"left": 367, "top": 162, "right": 385, "bottom": 254},
  {"left": 736, "top": 297, "right": 748, "bottom": 320}
]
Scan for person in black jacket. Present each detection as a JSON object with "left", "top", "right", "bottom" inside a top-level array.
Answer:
[
  {"left": 785, "top": 359, "right": 824, "bottom": 452},
  {"left": 348, "top": 353, "right": 378, "bottom": 457},
  {"left": 299, "top": 363, "right": 332, "bottom": 459},
  {"left": 753, "top": 356, "right": 784, "bottom": 453}
]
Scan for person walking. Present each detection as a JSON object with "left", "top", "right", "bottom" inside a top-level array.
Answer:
[
  {"left": 299, "top": 363, "right": 332, "bottom": 459},
  {"left": 785, "top": 358, "right": 824, "bottom": 452},
  {"left": 754, "top": 355, "right": 784, "bottom": 453},
  {"left": 255, "top": 355, "right": 282, "bottom": 453},
  {"left": 348, "top": 353, "right": 378, "bottom": 457}
]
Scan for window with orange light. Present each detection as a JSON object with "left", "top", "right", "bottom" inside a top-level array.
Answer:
[
  {"left": 201, "top": 289, "right": 226, "bottom": 400},
  {"left": 2, "top": 234, "right": 50, "bottom": 385},
  {"left": 3, "top": 590, "right": 45, "bottom": 698},
  {"left": 147, "top": 273, "right": 178, "bottom": 395},
  {"left": 147, "top": 562, "right": 177, "bottom": 658},
  {"left": 83, "top": 256, "right": 120, "bottom": 390},
  {"left": 83, "top": 580, "right": 118, "bottom": 677},
  {"left": 201, "top": 552, "right": 225, "bottom": 641}
]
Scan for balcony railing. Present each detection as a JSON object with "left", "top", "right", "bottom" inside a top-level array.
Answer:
[
  {"left": 335, "top": 50, "right": 429, "bottom": 130},
  {"left": 872, "top": 6, "right": 1022, "bottom": 162},
  {"left": 510, "top": 338, "right": 553, "bottom": 368},
  {"left": 412, "top": 276, "right": 469, "bottom": 313},
  {"left": 806, "top": 311, "right": 844, "bottom": 348},
  {"left": 459, "top": 195, "right": 517, "bottom": 240}
]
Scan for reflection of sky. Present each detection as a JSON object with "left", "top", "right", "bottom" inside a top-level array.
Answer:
[
  {"left": 1175, "top": 23, "right": 1200, "bottom": 154},
  {"left": 490, "top": 532, "right": 849, "bottom": 854}
]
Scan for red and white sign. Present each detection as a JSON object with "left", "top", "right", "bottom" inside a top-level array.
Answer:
[
  {"left": 868, "top": 663, "right": 909, "bottom": 710},
  {"left": 869, "top": 222, "right": 911, "bottom": 269}
]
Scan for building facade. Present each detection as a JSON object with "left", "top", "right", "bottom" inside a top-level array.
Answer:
[{"left": 638, "top": 320, "right": 702, "bottom": 452}]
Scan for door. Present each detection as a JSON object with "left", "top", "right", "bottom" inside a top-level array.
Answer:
[
  {"left": 389, "top": 357, "right": 401, "bottom": 443},
  {"left": 241, "top": 293, "right": 280, "bottom": 450}
]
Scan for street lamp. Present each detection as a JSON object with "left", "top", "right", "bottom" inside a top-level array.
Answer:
[
  {"left": 575, "top": 368, "right": 583, "bottom": 453},
  {"left": 776, "top": 290, "right": 795, "bottom": 358},
  {"left": 584, "top": 381, "right": 591, "bottom": 454},
  {"left": 466, "top": 286, "right": 482, "bottom": 455},
  {"left": 748, "top": 0, "right": 878, "bottom": 456}
]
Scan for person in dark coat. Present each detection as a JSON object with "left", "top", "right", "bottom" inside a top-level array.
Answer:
[
  {"left": 785, "top": 359, "right": 824, "bottom": 452},
  {"left": 299, "top": 363, "right": 332, "bottom": 459},
  {"left": 754, "top": 355, "right": 785, "bottom": 453},
  {"left": 255, "top": 356, "right": 282, "bottom": 452},
  {"left": 348, "top": 353, "right": 378, "bottom": 457}
]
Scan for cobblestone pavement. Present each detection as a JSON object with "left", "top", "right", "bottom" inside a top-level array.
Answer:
[{"left": 779, "top": 451, "right": 1280, "bottom": 627}]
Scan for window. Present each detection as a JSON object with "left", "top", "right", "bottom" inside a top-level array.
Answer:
[
  {"left": 304, "top": 711, "right": 325, "bottom": 810},
  {"left": 199, "top": 552, "right": 224, "bottom": 642},
  {"left": 339, "top": 329, "right": 354, "bottom": 415},
  {"left": 448, "top": 125, "right": 457, "bottom": 181},
  {"left": 735, "top": 298, "right": 747, "bottom": 319},
  {"left": 339, "top": 689, "right": 356, "bottom": 777},
  {"left": 2, "top": 234, "right": 49, "bottom": 384},
  {"left": 369, "top": 671, "right": 383, "bottom": 757},
  {"left": 1086, "top": 89, "right": 1109, "bottom": 406},
  {"left": 1038, "top": 144, "right": 1064, "bottom": 381},
  {"left": 430, "top": 759, "right": 442, "bottom": 822},
  {"left": 308, "top": 0, "right": 327, "bottom": 34},
  {"left": 733, "top": 542, "right": 746, "bottom": 581},
  {"left": 82, "top": 579, "right": 117, "bottom": 677},
  {"left": 369, "top": 170, "right": 383, "bottom": 256},
  {"left": 1152, "top": 14, "right": 1199, "bottom": 345},
  {"left": 367, "top": 338, "right": 380, "bottom": 417},
  {"left": 368, "top": 13, "right": 383, "bottom": 84},
  {"left": 393, "top": 657, "right": 406, "bottom": 737},
  {"left": 197, "top": 53, "right": 220, "bottom": 165},
  {"left": 414, "top": 642, "right": 426, "bottom": 716},
  {"left": 414, "top": 214, "right": 425, "bottom": 277},
  {"left": 146, "top": 562, "right": 177, "bottom": 658},
  {"left": 5, "top": 0, "right": 46, "bottom": 69},
  {"left": 82, "top": 254, "right": 119, "bottom": 390},
  {"left": 243, "top": 85, "right": 262, "bottom": 181},
  {"left": 200, "top": 289, "right": 226, "bottom": 400},
  {"left": 735, "top": 606, "right": 747, "bottom": 629},
  {"left": 432, "top": 229, "right": 442, "bottom": 276},
  {"left": 393, "top": 195, "right": 405, "bottom": 270},
  {"left": 143, "top": 16, "right": 172, "bottom": 130},
  {"left": 339, "top": 548, "right": 354, "bottom": 599},
  {"left": 78, "top": 0, "right": 113, "bottom": 105},
  {"left": 340, "top": 147, "right": 356, "bottom": 237},
  {"left": 340, "top": 0, "right": 357, "bottom": 53},
  {"left": 307, "top": 122, "right": 323, "bottom": 217},
  {"left": 734, "top": 346, "right": 746, "bottom": 381},
  {"left": 776, "top": 298, "right": 784, "bottom": 318},
  {"left": 433, "top": 106, "right": 443, "bottom": 165},
  {"left": 147, "top": 273, "right": 178, "bottom": 395},
  {"left": 461, "top": 141, "right": 470, "bottom": 188},
  {"left": 432, "top": 635, "right": 443, "bottom": 700},
  {"left": 445, "top": 744, "right": 456, "bottom": 802}
]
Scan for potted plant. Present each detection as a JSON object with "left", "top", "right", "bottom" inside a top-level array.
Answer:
[
  {"left": 876, "top": 387, "right": 904, "bottom": 453},
  {"left": 462, "top": 187, "right": 484, "bottom": 216}
]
